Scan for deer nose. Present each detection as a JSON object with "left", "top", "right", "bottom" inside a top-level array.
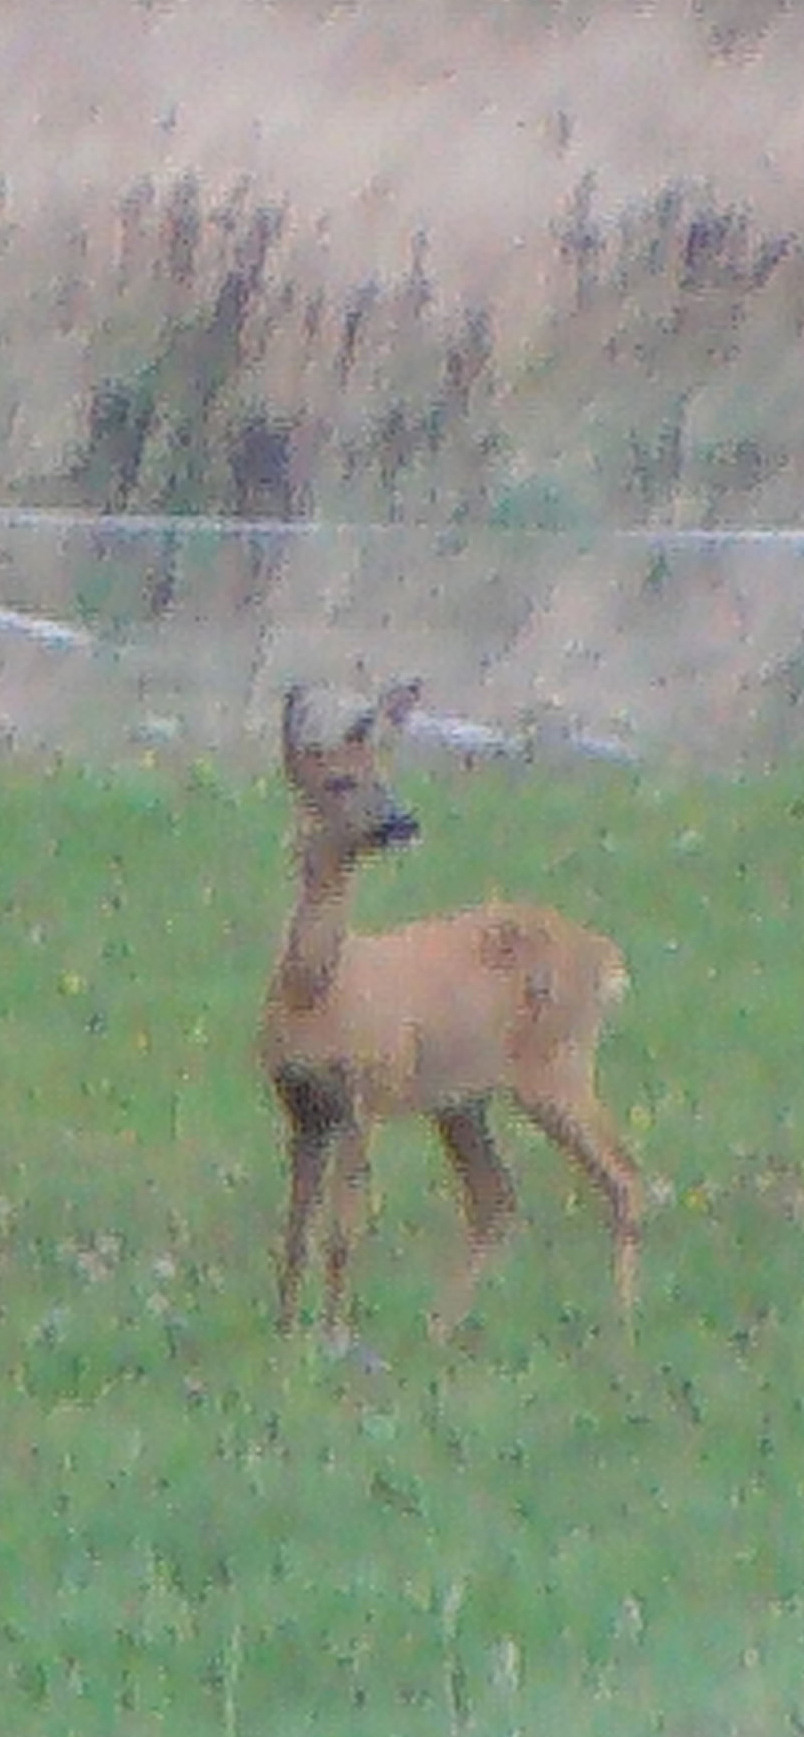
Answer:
[{"left": 375, "top": 805, "right": 420, "bottom": 847}]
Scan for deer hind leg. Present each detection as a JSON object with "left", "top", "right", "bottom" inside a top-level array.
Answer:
[
  {"left": 431, "top": 1097, "right": 518, "bottom": 1336},
  {"left": 516, "top": 1073, "right": 642, "bottom": 1320},
  {"left": 273, "top": 1062, "right": 355, "bottom": 1332}
]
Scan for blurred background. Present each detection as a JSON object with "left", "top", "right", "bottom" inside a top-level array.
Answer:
[{"left": 2, "top": 0, "right": 804, "bottom": 768}]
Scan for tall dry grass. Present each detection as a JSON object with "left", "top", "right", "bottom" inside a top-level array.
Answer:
[{"left": 2, "top": 0, "right": 804, "bottom": 526}]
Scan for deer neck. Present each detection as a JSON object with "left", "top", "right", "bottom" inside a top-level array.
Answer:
[{"left": 280, "top": 829, "right": 356, "bottom": 1012}]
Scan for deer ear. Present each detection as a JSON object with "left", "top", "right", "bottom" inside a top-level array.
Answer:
[
  {"left": 282, "top": 684, "right": 311, "bottom": 769},
  {"left": 379, "top": 677, "right": 423, "bottom": 729}
]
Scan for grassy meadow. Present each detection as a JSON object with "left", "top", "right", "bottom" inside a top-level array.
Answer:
[{"left": 1, "top": 746, "right": 803, "bottom": 1734}]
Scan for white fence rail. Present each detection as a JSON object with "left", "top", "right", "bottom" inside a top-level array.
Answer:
[{"left": 0, "top": 513, "right": 803, "bottom": 769}]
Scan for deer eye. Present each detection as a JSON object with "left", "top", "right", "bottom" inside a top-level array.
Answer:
[{"left": 324, "top": 774, "right": 358, "bottom": 795}]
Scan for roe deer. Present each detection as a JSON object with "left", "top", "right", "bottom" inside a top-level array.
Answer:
[{"left": 260, "top": 681, "right": 642, "bottom": 1339}]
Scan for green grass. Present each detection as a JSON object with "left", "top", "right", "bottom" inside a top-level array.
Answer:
[{"left": 1, "top": 748, "right": 804, "bottom": 1734}]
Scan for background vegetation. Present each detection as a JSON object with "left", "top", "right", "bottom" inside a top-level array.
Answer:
[
  {"left": 3, "top": 0, "right": 804, "bottom": 531},
  {"left": 8, "top": 158, "right": 804, "bottom": 532},
  {"left": 1, "top": 748, "right": 803, "bottom": 1734}
]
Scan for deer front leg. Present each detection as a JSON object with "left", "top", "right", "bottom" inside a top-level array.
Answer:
[
  {"left": 273, "top": 1062, "right": 354, "bottom": 1332},
  {"left": 323, "top": 1122, "right": 372, "bottom": 1333},
  {"left": 277, "top": 1123, "right": 330, "bottom": 1332}
]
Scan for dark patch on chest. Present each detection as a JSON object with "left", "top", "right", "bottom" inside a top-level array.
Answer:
[{"left": 272, "top": 1059, "right": 354, "bottom": 1138}]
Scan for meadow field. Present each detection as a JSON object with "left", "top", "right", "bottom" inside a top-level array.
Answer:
[{"left": 1, "top": 744, "right": 803, "bottom": 1734}]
